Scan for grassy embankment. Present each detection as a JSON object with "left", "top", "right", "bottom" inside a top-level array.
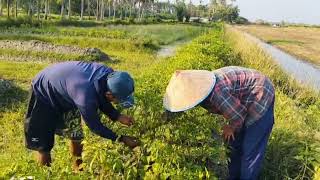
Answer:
[{"left": 235, "top": 25, "right": 320, "bottom": 66}]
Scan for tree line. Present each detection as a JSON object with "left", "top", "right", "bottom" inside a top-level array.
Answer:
[{"left": 0, "top": 0, "right": 244, "bottom": 23}]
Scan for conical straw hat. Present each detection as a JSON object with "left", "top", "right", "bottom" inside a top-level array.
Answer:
[{"left": 163, "top": 70, "right": 216, "bottom": 112}]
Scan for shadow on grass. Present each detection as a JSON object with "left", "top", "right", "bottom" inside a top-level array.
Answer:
[{"left": 0, "top": 79, "right": 28, "bottom": 112}]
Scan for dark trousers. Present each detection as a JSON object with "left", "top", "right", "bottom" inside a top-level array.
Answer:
[{"left": 227, "top": 102, "right": 274, "bottom": 180}]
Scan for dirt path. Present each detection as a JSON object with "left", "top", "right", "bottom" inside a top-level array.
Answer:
[
  {"left": 157, "top": 41, "right": 189, "bottom": 58},
  {"left": 0, "top": 40, "right": 110, "bottom": 61}
]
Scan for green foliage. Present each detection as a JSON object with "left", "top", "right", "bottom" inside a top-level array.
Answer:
[
  {"left": 0, "top": 24, "right": 230, "bottom": 179},
  {"left": 234, "top": 17, "right": 249, "bottom": 25},
  {"left": 0, "top": 17, "right": 42, "bottom": 28},
  {"left": 175, "top": 1, "right": 188, "bottom": 22},
  {"left": 211, "top": 5, "right": 239, "bottom": 23},
  {"left": 156, "top": 13, "right": 176, "bottom": 21},
  {"left": 0, "top": 23, "right": 319, "bottom": 179}
]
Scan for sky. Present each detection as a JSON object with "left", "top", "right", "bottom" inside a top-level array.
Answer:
[{"left": 185, "top": 0, "right": 320, "bottom": 25}]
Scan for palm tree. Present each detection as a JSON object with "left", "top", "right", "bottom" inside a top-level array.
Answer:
[
  {"left": 96, "top": 0, "right": 99, "bottom": 20},
  {"left": 80, "top": 0, "right": 84, "bottom": 20},
  {"left": 13, "top": 0, "right": 17, "bottom": 18},
  {"left": 100, "top": 0, "right": 105, "bottom": 20},
  {"left": 112, "top": 0, "right": 116, "bottom": 20},
  {"left": 119, "top": 0, "right": 123, "bottom": 19},
  {"left": 7, "top": 0, "right": 11, "bottom": 17},
  {"left": 107, "top": 0, "right": 112, "bottom": 18},
  {"left": 87, "top": 0, "right": 91, "bottom": 19},
  {"left": 137, "top": 0, "right": 142, "bottom": 20},
  {"left": 0, "top": 0, "right": 2, "bottom": 16},
  {"left": 67, "top": 0, "right": 71, "bottom": 19},
  {"left": 28, "top": 0, "right": 32, "bottom": 17},
  {"left": 129, "top": 0, "right": 135, "bottom": 18},
  {"left": 61, "top": 0, "right": 65, "bottom": 18},
  {"left": 37, "top": 0, "right": 40, "bottom": 20},
  {"left": 44, "top": 0, "right": 49, "bottom": 20}
]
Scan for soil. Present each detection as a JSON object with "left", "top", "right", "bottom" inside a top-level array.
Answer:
[{"left": 0, "top": 40, "right": 110, "bottom": 61}]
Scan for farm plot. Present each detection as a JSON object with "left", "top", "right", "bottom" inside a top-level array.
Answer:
[{"left": 0, "top": 24, "right": 319, "bottom": 179}]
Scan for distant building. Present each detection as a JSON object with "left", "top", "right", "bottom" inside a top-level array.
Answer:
[
  {"left": 189, "top": 17, "right": 209, "bottom": 23},
  {"left": 272, "top": 23, "right": 281, "bottom": 27}
]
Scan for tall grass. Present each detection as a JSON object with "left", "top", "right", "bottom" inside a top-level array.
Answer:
[{"left": 225, "top": 26, "right": 320, "bottom": 179}]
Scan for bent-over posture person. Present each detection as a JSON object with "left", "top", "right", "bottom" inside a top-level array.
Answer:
[
  {"left": 25, "top": 61, "right": 139, "bottom": 170},
  {"left": 163, "top": 66, "right": 275, "bottom": 180}
]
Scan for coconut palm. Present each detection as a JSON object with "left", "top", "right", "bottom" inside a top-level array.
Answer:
[{"left": 80, "top": 0, "right": 84, "bottom": 20}]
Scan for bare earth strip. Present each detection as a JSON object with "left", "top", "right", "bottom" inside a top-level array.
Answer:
[
  {"left": 235, "top": 25, "right": 320, "bottom": 66},
  {"left": 0, "top": 40, "right": 110, "bottom": 62}
]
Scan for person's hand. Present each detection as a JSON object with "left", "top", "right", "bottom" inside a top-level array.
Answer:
[
  {"left": 73, "top": 158, "right": 83, "bottom": 172},
  {"left": 119, "top": 135, "right": 140, "bottom": 148},
  {"left": 118, "top": 115, "right": 134, "bottom": 126},
  {"left": 222, "top": 125, "right": 235, "bottom": 142}
]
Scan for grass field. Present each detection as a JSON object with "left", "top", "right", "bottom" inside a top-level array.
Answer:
[
  {"left": 0, "top": 23, "right": 319, "bottom": 179},
  {"left": 235, "top": 25, "right": 320, "bottom": 66}
]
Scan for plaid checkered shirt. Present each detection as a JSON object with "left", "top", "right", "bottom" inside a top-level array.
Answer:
[{"left": 201, "top": 66, "right": 275, "bottom": 129}]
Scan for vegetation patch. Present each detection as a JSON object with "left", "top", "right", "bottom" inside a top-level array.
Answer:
[
  {"left": 0, "top": 79, "right": 27, "bottom": 112},
  {"left": 267, "top": 39, "right": 305, "bottom": 45},
  {"left": 0, "top": 23, "right": 319, "bottom": 179}
]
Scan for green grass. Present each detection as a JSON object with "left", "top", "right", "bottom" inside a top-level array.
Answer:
[
  {"left": 0, "top": 61, "right": 48, "bottom": 82},
  {"left": 0, "top": 24, "right": 229, "bottom": 179},
  {"left": 0, "top": 26, "right": 129, "bottom": 39},
  {"left": 0, "top": 24, "right": 207, "bottom": 65},
  {"left": 0, "top": 23, "right": 319, "bottom": 179},
  {"left": 0, "top": 24, "right": 207, "bottom": 45},
  {"left": 267, "top": 39, "right": 305, "bottom": 46}
]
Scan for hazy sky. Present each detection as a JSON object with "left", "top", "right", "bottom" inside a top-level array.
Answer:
[
  {"left": 234, "top": 0, "right": 320, "bottom": 25},
  {"left": 186, "top": 0, "right": 320, "bottom": 25}
]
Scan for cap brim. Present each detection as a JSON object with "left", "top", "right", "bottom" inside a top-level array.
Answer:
[{"left": 119, "top": 94, "right": 134, "bottom": 108}]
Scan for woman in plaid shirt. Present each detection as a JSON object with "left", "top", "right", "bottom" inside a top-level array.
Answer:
[{"left": 164, "top": 66, "right": 275, "bottom": 179}]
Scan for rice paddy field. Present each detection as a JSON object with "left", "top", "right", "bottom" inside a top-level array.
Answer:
[
  {"left": 0, "top": 23, "right": 319, "bottom": 179},
  {"left": 235, "top": 25, "right": 320, "bottom": 66}
]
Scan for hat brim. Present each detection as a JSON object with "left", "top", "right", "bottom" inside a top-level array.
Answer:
[
  {"left": 119, "top": 94, "right": 134, "bottom": 108},
  {"left": 163, "top": 70, "right": 216, "bottom": 112}
]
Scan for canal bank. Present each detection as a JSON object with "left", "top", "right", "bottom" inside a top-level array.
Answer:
[{"left": 231, "top": 27, "right": 320, "bottom": 91}]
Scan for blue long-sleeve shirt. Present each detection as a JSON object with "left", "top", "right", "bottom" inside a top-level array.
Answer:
[{"left": 32, "top": 61, "right": 120, "bottom": 141}]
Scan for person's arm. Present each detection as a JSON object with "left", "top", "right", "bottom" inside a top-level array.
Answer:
[
  {"left": 70, "top": 84, "right": 118, "bottom": 141},
  {"left": 98, "top": 98, "right": 134, "bottom": 126},
  {"left": 78, "top": 104, "right": 118, "bottom": 141},
  {"left": 99, "top": 99, "right": 121, "bottom": 121},
  {"left": 79, "top": 104, "right": 139, "bottom": 148}
]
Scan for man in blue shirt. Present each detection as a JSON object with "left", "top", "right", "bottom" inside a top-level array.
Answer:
[{"left": 25, "top": 61, "right": 139, "bottom": 170}]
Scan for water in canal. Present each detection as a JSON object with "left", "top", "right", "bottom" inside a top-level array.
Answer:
[{"left": 244, "top": 33, "right": 320, "bottom": 91}]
